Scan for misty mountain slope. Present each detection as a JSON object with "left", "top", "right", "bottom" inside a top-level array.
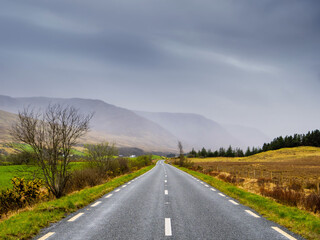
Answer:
[
  {"left": 223, "top": 124, "right": 270, "bottom": 148},
  {"left": 0, "top": 109, "right": 17, "bottom": 141},
  {"left": 135, "top": 111, "right": 242, "bottom": 149},
  {"left": 0, "top": 95, "right": 178, "bottom": 152}
]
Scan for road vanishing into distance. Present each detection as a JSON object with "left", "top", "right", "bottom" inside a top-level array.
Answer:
[{"left": 35, "top": 160, "right": 303, "bottom": 240}]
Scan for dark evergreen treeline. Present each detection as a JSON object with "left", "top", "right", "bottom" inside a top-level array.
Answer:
[{"left": 188, "top": 129, "right": 320, "bottom": 158}]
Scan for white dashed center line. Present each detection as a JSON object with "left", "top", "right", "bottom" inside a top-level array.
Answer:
[
  {"left": 164, "top": 190, "right": 168, "bottom": 195},
  {"left": 164, "top": 180, "right": 167, "bottom": 183},
  {"left": 165, "top": 218, "right": 172, "bottom": 236},
  {"left": 91, "top": 201, "right": 102, "bottom": 207},
  {"left": 38, "top": 232, "right": 55, "bottom": 240},
  {"left": 245, "top": 210, "right": 260, "bottom": 218},
  {"left": 68, "top": 213, "right": 84, "bottom": 222},
  {"left": 105, "top": 194, "right": 113, "bottom": 198},
  {"left": 229, "top": 200, "right": 239, "bottom": 205},
  {"left": 271, "top": 227, "right": 297, "bottom": 240}
]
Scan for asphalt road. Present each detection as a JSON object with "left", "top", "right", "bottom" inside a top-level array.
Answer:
[{"left": 35, "top": 160, "right": 303, "bottom": 240}]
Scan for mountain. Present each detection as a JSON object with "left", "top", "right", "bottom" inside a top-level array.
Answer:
[
  {"left": 0, "top": 95, "right": 178, "bottom": 152},
  {"left": 135, "top": 111, "right": 242, "bottom": 150},
  {"left": 0, "top": 95, "right": 270, "bottom": 152},
  {"left": 0, "top": 109, "right": 17, "bottom": 142}
]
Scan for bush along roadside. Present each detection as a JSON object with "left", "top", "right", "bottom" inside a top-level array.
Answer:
[
  {"left": 0, "top": 165, "right": 154, "bottom": 240},
  {"left": 176, "top": 166, "right": 320, "bottom": 240}
]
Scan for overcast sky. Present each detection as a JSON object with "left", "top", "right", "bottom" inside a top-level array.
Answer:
[{"left": 0, "top": 0, "right": 319, "bottom": 138}]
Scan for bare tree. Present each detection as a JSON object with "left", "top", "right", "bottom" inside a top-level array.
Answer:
[
  {"left": 11, "top": 104, "right": 93, "bottom": 198},
  {"left": 178, "top": 141, "right": 184, "bottom": 166},
  {"left": 85, "top": 142, "right": 118, "bottom": 175}
]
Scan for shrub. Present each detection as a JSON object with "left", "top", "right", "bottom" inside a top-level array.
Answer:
[
  {"left": 66, "top": 168, "right": 103, "bottom": 193},
  {"left": 260, "top": 186, "right": 303, "bottom": 207},
  {"left": 0, "top": 177, "right": 43, "bottom": 217},
  {"left": 305, "top": 193, "right": 320, "bottom": 213}
]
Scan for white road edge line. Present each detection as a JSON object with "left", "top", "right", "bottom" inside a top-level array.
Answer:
[
  {"left": 271, "top": 227, "right": 297, "bottom": 240},
  {"left": 210, "top": 188, "right": 216, "bottom": 191},
  {"left": 122, "top": 185, "right": 127, "bottom": 188},
  {"left": 91, "top": 201, "right": 102, "bottom": 207},
  {"left": 164, "top": 190, "right": 168, "bottom": 195},
  {"left": 115, "top": 189, "right": 121, "bottom": 192},
  {"left": 229, "top": 200, "right": 239, "bottom": 205},
  {"left": 245, "top": 210, "right": 260, "bottom": 218},
  {"left": 105, "top": 194, "right": 113, "bottom": 198},
  {"left": 38, "top": 232, "right": 55, "bottom": 240},
  {"left": 218, "top": 193, "right": 226, "bottom": 197},
  {"left": 204, "top": 184, "right": 209, "bottom": 187},
  {"left": 68, "top": 213, "right": 84, "bottom": 222},
  {"left": 165, "top": 218, "right": 172, "bottom": 236}
]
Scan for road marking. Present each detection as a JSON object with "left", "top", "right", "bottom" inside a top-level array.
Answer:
[
  {"left": 115, "top": 189, "right": 121, "bottom": 192},
  {"left": 91, "top": 201, "right": 101, "bottom": 207},
  {"left": 200, "top": 182, "right": 204, "bottom": 184},
  {"left": 245, "top": 210, "right": 260, "bottom": 218},
  {"left": 122, "top": 185, "right": 127, "bottom": 188},
  {"left": 210, "top": 188, "right": 216, "bottom": 191},
  {"left": 271, "top": 227, "right": 296, "bottom": 240},
  {"left": 68, "top": 213, "right": 84, "bottom": 222},
  {"left": 128, "top": 182, "right": 131, "bottom": 184},
  {"left": 204, "top": 184, "right": 209, "bottom": 187},
  {"left": 165, "top": 218, "right": 172, "bottom": 236},
  {"left": 229, "top": 200, "right": 239, "bottom": 205},
  {"left": 165, "top": 175, "right": 167, "bottom": 177},
  {"left": 38, "top": 232, "right": 55, "bottom": 240},
  {"left": 165, "top": 190, "right": 168, "bottom": 195},
  {"left": 196, "top": 179, "right": 200, "bottom": 182},
  {"left": 218, "top": 193, "right": 225, "bottom": 197},
  {"left": 105, "top": 194, "right": 113, "bottom": 198}
]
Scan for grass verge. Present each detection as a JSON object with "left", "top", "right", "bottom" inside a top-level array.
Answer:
[
  {"left": 0, "top": 165, "right": 154, "bottom": 240},
  {"left": 176, "top": 166, "right": 320, "bottom": 240}
]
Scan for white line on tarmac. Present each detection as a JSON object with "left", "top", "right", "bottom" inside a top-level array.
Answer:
[
  {"left": 128, "top": 182, "right": 131, "bottom": 184},
  {"left": 165, "top": 218, "right": 172, "bottom": 236},
  {"left": 105, "top": 194, "right": 113, "bottom": 198},
  {"left": 68, "top": 213, "right": 84, "bottom": 222},
  {"left": 271, "top": 227, "right": 297, "bottom": 240},
  {"left": 210, "top": 188, "right": 216, "bottom": 191},
  {"left": 165, "top": 180, "right": 167, "bottom": 183},
  {"left": 245, "top": 210, "right": 260, "bottom": 218},
  {"left": 218, "top": 193, "right": 226, "bottom": 197},
  {"left": 165, "top": 175, "right": 167, "bottom": 177},
  {"left": 204, "top": 184, "right": 209, "bottom": 187},
  {"left": 196, "top": 179, "right": 200, "bottom": 182},
  {"left": 165, "top": 190, "right": 168, "bottom": 195},
  {"left": 229, "top": 200, "right": 239, "bottom": 205},
  {"left": 115, "top": 189, "right": 121, "bottom": 192},
  {"left": 38, "top": 232, "right": 55, "bottom": 240},
  {"left": 122, "top": 185, "right": 127, "bottom": 188},
  {"left": 91, "top": 201, "right": 102, "bottom": 207}
]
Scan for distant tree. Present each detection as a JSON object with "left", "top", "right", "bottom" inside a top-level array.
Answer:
[
  {"left": 245, "top": 147, "right": 251, "bottom": 156},
  {"left": 11, "top": 104, "right": 93, "bottom": 198},
  {"left": 85, "top": 142, "right": 118, "bottom": 176},
  {"left": 178, "top": 141, "right": 184, "bottom": 166},
  {"left": 200, "top": 147, "right": 207, "bottom": 158},
  {"left": 225, "top": 145, "right": 234, "bottom": 157},
  {"left": 218, "top": 147, "right": 226, "bottom": 157},
  {"left": 189, "top": 148, "right": 197, "bottom": 158}
]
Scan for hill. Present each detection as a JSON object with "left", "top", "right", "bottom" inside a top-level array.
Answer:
[
  {"left": 0, "top": 96, "right": 178, "bottom": 152},
  {"left": 135, "top": 111, "right": 242, "bottom": 149},
  {"left": 190, "top": 146, "right": 320, "bottom": 163}
]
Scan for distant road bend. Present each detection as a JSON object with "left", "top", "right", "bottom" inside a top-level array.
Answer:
[{"left": 35, "top": 160, "right": 303, "bottom": 240}]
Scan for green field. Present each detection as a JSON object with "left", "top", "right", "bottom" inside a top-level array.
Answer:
[{"left": 0, "top": 162, "right": 87, "bottom": 191}]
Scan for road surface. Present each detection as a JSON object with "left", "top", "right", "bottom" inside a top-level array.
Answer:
[{"left": 35, "top": 160, "right": 303, "bottom": 240}]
